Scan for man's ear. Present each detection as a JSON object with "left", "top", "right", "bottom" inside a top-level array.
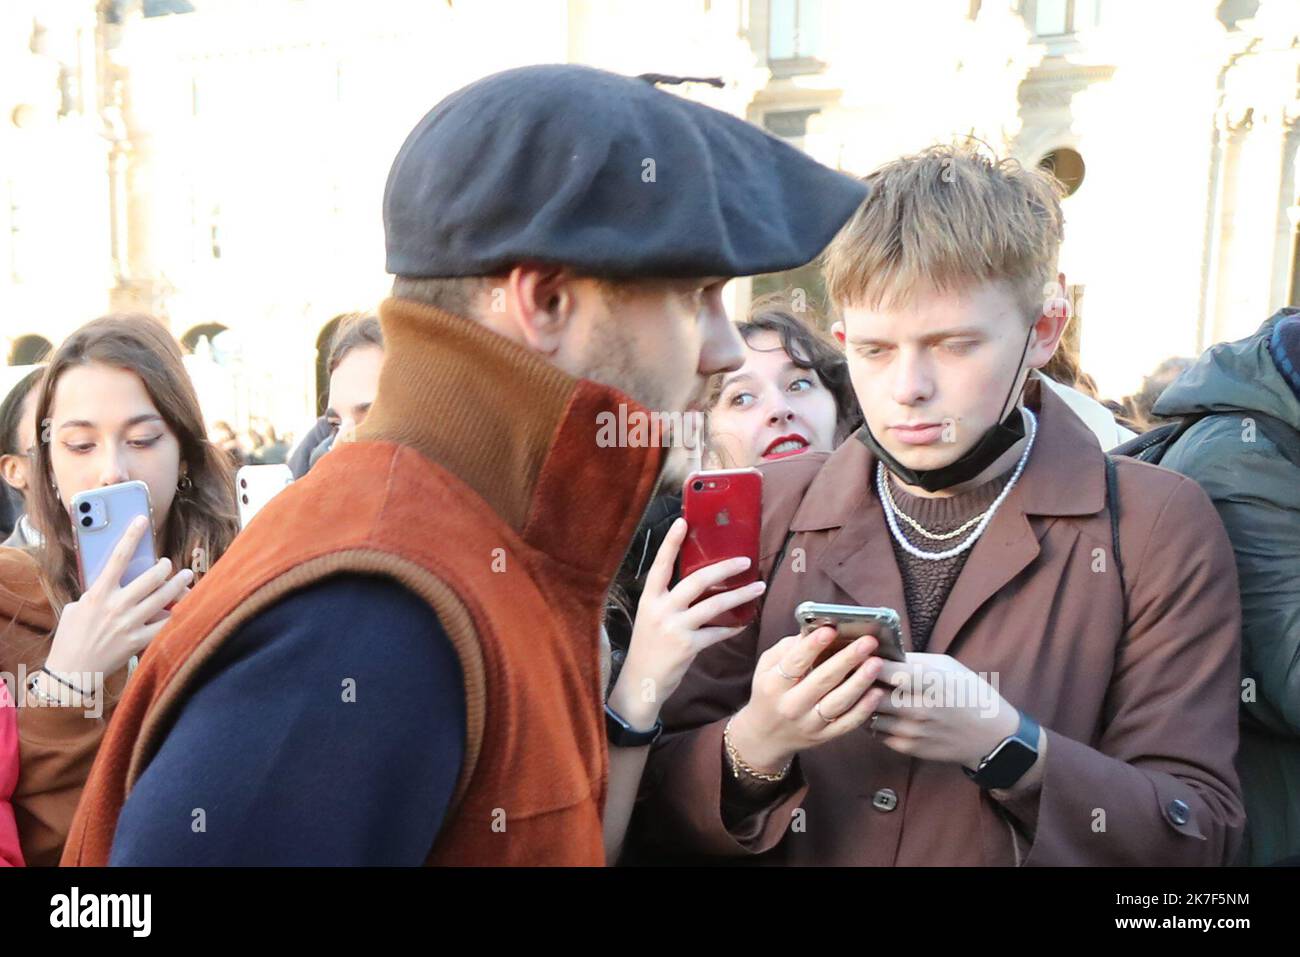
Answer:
[
  {"left": 831, "top": 319, "right": 846, "bottom": 346},
  {"left": 496, "top": 263, "right": 578, "bottom": 355},
  {"left": 1024, "top": 271, "right": 1070, "bottom": 370},
  {"left": 1026, "top": 304, "right": 1070, "bottom": 369}
]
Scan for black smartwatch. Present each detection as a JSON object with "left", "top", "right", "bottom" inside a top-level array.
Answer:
[
  {"left": 604, "top": 703, "right": 663, "bottom": 748},
  {"left": 963, "top": 711, "right": 1041, "bottom": 790}
]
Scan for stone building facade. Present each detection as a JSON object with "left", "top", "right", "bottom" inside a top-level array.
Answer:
[{"left": 1, "top": 0, "right": 1297, "bottom": 424}]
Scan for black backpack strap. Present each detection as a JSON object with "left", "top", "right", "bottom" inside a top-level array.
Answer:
[
  {"left": 1103, "top": 454, "right": 1127, "bottom": 629},
  {"left": 1153, "top": 409, "right": 1300, "bottom": 468},
  {"left": 1108, "top": 422, "right": 1178, "bottom": 462},
  {"left": 765, "top": 528, "right": 798, "bottom": 593},
  {"left": 1110, "top": 412, "right": 1213, "bottom": 464}
]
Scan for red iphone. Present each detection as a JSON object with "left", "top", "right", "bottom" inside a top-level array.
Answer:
[{"left": 678, "top": 468, "right": 763, "bottom": 628}]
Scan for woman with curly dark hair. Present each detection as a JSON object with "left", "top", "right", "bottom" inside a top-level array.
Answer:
[{"left": 704, "top": 293, "right": 862, "bottom": 469}]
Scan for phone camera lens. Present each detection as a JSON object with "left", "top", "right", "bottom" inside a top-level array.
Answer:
[
  {"left": 239, "top": 478, "right": 247, "bottom": 489},
  {"left": 80, "top": 516, "right": 92, "bottom": 527},
  {"left": 692, "top": 480, "right": 704, "bottom": 492},
  {"left": 241, "top": 494, "right": 249, "bottom": 505},
  {"left": 78, "top": 501, "right": 91, "bottom": 514}
]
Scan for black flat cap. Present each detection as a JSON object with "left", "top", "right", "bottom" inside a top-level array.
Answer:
[{"left": 384, "top": 64, "right": 868, "bottom": 279}]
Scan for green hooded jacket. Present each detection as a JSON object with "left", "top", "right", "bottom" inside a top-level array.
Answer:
[{"left": 1155, "top": 309, "right": 1300, "bottom": 866}]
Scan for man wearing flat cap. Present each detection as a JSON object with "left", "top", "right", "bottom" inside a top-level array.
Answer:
[{"left": 64, "top": 64, "right": 868, "bottom": 866}]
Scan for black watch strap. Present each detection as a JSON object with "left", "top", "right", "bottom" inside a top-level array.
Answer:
[
  {"left": 964, "top": 711, "right": 1041, "bottom": 791},
  {"left": 605, "top": 703, "right": 663, "bottom": 748}
]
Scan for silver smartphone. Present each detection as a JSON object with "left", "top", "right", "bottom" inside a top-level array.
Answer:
[
  {"left": 795, "top": 600, "right": 907, "bottom": 667},
  {"left": 71, "top": 480, "right": 157, "bottom": 592}
]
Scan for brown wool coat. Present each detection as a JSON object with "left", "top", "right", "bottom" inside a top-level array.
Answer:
[
  {"left": 0, "top": 548, "right": 128, "bottom": 866},
  {"left": 633, "top": 384, "right": 1246, "bottom": 866},
  {"left": 62, "top": 298, "right": 664, "bottom": 866}
]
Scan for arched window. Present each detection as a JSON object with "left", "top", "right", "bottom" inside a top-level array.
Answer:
[
  {"left": 180, "top": 322, "right": 229, "bottom": 355},
  {"left": 1038, "top": 148, "right": 1086, "bottom": 197}
]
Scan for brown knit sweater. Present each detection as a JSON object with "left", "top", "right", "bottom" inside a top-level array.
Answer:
[{"left": 883, "top": 471, "right": 1011, "bottom": 653}]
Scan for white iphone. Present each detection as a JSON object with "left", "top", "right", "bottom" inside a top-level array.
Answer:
[{"left": 236, "top": 464, "right": 293, "bottom": 529}]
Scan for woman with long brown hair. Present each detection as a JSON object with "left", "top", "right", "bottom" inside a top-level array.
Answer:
[{"left": 0, "top": 314, "right": 237, "bottom": 865}]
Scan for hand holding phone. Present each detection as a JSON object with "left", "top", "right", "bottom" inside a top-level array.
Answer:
[
  {"left": 677, "top": 468, "right": 762, "bottom": 628},
  {"left": 610, "top": 517, "right": 763, "bottom": 729},
  {"left": 42, "top": 509, "right": 195, "bottom": 681},
  {"left": 726, "top": 623, "right": 891, "bottom": 776},
  {"left": 796, "top": 602, "right": 906, "bottom": 669},
  {"left": 72, "top": 481, "right": 156, "bottom": 592}
]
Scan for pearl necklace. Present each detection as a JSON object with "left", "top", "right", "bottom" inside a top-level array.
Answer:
[
  {"left": 877, "top": 408, "right": 1038, "bottom": 562},
  {"left": 880, "top": 476, "right": 991, "bottom": 540}
]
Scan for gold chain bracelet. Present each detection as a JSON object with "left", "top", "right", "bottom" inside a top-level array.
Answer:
[{"left": 723, "top": 717, "right": 792, "bottom": 783}]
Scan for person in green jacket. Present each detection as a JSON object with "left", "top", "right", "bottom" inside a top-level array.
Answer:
[{"left": 1156, "top": 309, "right": 1300, "bottom": 866}]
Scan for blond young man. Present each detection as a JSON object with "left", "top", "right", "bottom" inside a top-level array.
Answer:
[{"left": 632, "top": 145, "right": 1245, "bottom": 866}]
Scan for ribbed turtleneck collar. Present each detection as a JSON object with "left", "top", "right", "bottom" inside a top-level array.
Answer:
[{"left": 356, "top": 297, "right": 667, "bottom": 585}]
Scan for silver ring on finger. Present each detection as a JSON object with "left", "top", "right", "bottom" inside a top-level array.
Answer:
[
  {"left": 814, "top": 702, "right": 836, "bottom": 724},
  {"left": 776, "top": 662, "right": 800, "bottom": 682}
]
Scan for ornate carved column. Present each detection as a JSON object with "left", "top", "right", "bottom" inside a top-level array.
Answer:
[
  {"left": 1270, "top": 101, "right": 1300, "bottom": 309},
  {"left": 1200, "top": 104, "right": 1253, "bottom": 348}
]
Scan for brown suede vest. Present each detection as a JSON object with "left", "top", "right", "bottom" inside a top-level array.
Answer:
[{"left": 62, "top": 298, "right": 665, "bottom": 865}]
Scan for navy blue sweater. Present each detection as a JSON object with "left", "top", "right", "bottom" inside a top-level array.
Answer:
[{"left": 110, "top": 575, "right": 466, "bottom": 865}]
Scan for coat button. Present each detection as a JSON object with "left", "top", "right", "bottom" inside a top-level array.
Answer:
[
  {"left": 871, "top": 788, "right": 898, "bottom": 812},
  {"left": 1166, "top": 799, "right": 1190, "bottom": 826}
]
